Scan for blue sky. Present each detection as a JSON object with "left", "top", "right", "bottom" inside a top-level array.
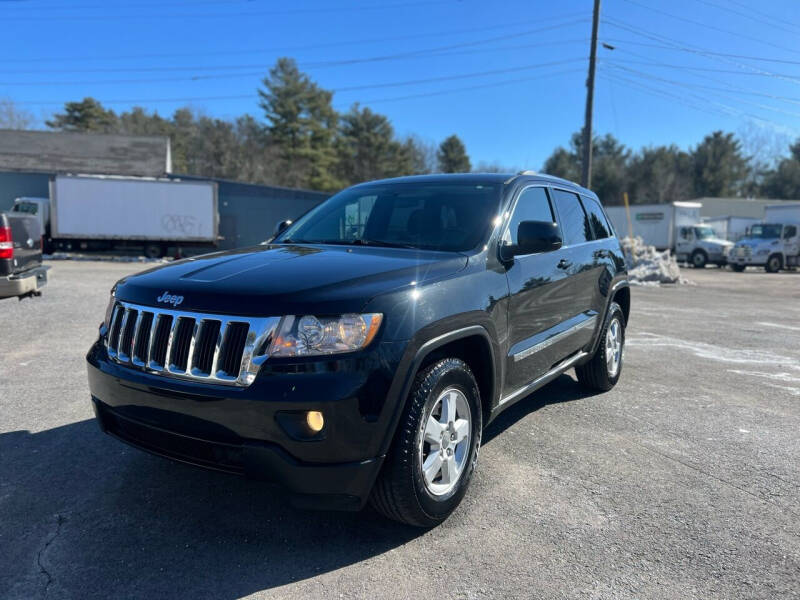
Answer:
[{"left": 2, "top": 0, "right": 800, "bottom": 170}]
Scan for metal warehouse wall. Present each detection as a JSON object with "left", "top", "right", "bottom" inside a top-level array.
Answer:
[
  {"left": 170, "top": 175, "right": 330, "bottom": 250},
  {"left": 0, "top": 171, "right": 50, "bottom": 212}
]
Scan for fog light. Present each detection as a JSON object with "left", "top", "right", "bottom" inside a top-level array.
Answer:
[{"left": 306, "top": 411, "right": 324, "bottom": 432}]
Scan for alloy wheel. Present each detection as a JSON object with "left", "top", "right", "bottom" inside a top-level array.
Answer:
[
  {"left": 605, "top": 318, "right": 623, "bottom": 378},
  {"left": 418, "top": 387, "right": 471, "bottom": 496}
]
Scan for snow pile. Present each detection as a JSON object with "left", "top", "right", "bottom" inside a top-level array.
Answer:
[
  {"left": 619, "top": 237, "right": 687, "bottom": 285},
  {"left": 44, "top": 252, "right": 171, "bottom": 264}
]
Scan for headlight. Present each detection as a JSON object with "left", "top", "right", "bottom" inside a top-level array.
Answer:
[
  {"left": 269, "top": 313, "right": 383, "bottom": 357},
  {"left": 103, "top": 286, "right": 117, "bottom": 328}
]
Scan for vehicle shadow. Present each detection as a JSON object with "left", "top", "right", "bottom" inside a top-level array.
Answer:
[
  {"left": 483, "top": 374, "right": 599, "bottom": 445},
  {"left": 0, "top": 420, "right": 422, "bottom": 599}
]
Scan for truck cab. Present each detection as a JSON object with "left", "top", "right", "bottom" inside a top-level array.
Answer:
[
  {"left": 675, "top": 224, "right": 733, "bottom": 268},
  {"left": 730, "top": 222, "right": 800, "bottom": 272}
]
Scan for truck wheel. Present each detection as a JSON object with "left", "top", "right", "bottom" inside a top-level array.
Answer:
[
  {"left": 144, "top": 244, "right": 164, "bottom": 259},
  {"left": 691, "top": 250, "right": 708, "bottom": 269},
  {"left": 731, "top": 264, "right": 746, "bottom": 272},
  {"left": 765, "top": 254, "right": 783, "bottom": 273},
  {"left": 370, "top": 358, "right": 482, "bottom": 527},
  {"left": 575, "top": 302, "right": 625, "bottom": 392}
]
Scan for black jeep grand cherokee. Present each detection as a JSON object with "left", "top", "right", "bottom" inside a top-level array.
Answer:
[{"left": 87, "top": 172, "right": 629, "bottom": 527}]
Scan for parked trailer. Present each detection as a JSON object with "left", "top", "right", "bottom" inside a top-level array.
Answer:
[
  {"left": 701, "top": 216, "right": 760, "bottom": 242},
  {"left": 12, "top": 175, "right": 218, "bottom": 257},
  {"left": 604, "top": 201, "right": 732, "bottom": 267}
]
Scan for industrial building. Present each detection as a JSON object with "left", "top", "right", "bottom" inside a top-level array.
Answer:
[{"left": 0, "top": 129, "right": 329, "bottom": 250}]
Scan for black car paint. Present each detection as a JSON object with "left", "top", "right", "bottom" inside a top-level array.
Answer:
[{"left": 87, "top": 173, "right": 628, "bottom": 510}]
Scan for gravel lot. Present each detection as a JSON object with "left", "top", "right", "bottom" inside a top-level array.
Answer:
[{"left": 2, "top": 261, "right": 799, "bottom": 599}]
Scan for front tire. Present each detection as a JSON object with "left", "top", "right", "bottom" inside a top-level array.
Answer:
[
  {"left": 691, "top": 250, "right": 708, "bottom": 269},
  {"left": 575, "top": 302, "right": 625, "bottom": 392},
  {"left": 765, "top": 254, "right": 783, "bottom": 273},
  {"left": 370, "top": 358, "right": 482, "bottom": 527}
]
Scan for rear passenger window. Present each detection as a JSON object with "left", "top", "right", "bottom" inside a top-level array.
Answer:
[
  {"left": 551, "top": 189, "right": 592, "bottom": 246},
  {"left": 504, "top": 187, "right": 554, "bottom": 245},
  {"left": 582, "top": 196, "right": 611, "bottom": 239}
]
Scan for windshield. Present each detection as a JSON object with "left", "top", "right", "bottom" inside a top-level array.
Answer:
[
  {"left": 275, "top": 182, "right": 503, "bottom": 252},
  {"left": 12, "top": 202, "right": 38, "bottom": 215},
  {"left": 694, "top": 226, "right": 715, "bottom": 239},
  {"left": 749, "top": 224, "right": 783, "bottom": 239}
]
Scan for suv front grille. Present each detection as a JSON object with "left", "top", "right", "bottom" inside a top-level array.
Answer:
[{"left": 105, "top": 301, "right": 280, "bottom": 386}]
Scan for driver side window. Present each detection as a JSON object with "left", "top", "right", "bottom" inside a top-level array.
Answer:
[
  {"left": 503, "top": 187, "right": 554, "bottom": 245},
  {"left": 784, "top": 225, "right": 797, "bottom": 239}
]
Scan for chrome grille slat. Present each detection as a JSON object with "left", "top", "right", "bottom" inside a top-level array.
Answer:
[
  {"left": 103, "top": 300, "right": 280, "bottom": 387},
  {"left": 210, "top": 320, "right": 228, "bottom": 377},
  {"left": 129, "top": 311, "right": 145, "bottom": 366}
]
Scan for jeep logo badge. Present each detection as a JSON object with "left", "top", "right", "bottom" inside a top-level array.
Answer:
[{"left": 157, "top": 291, "right": 184, "bottom": 307}]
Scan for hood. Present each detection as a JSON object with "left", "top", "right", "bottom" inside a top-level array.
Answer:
[
  {"left": 114, "top": 243, "right": 468, "bottom": 316},
  {"left": 701, "top": 237, "right": 733, "bottom": 247},
  {"left": 734, "top": 237, "right": 777, "bottom": 248}
]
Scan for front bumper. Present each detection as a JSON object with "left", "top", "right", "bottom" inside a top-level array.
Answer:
[
  {"left": 0, "top": 265, "right": 49, "bottom": 299},
  {"left": 87, "top": 337, "right": 407, "bottom": 510}
]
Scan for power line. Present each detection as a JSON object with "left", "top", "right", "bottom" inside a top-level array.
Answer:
[
  {"left": 1, "top": 0, "right": 454, "bottom": 20},
  {"left": 603, "top": 18, "right": 800, "bottom": 87},
  {"left": 618, "top": 0, "right": 800, "bottom": 56},
  {"left": 601, "top": 37, "right": 800, "bottom": 66},
  {"left": 689, "top": 0, "right": 800, "bottom": 36},
  {"left": 2, "top": 11, "right": 588, "bottom": 64},
  {"left": 602, "top": 63, "right": 800, "bottom": 117},
  {"left": 12, "top": 67, "right": 584, "bottom": 108},
  {"left": 0, "top": 57, "right": 586, "bottom": 88},
  {"left": 0, "top": 20, "right": 589, "bottom": 75}
]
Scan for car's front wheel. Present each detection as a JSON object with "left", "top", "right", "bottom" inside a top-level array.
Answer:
[{"left": 370, "top": 358, "right": 482, "bottom": 527}]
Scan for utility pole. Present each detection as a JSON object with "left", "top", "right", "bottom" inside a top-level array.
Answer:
[{"left": 581, "top": 0, "right": 601, "bottom": 189}]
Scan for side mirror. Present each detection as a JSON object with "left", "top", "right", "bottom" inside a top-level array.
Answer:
[
  {"left": 503, "top": 220, "right": 562, "bottom": 258},
  {"left": 273, "top": 219, "right": 293, "bottom": 237}
]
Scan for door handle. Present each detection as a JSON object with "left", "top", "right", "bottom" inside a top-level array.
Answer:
[{"left": 557, "top": 258, "right": 572, "bottom": 270}]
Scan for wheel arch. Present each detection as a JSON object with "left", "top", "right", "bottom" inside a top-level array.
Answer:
[{"left": 377, "top": 325, "right": 498, "bottom": 457}]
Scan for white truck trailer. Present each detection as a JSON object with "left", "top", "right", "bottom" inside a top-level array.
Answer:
[
  {"left": 604, "top": 201, "right": 733, "bottom": 268},
  {"left": 729, "top": 203, "right": 800, "bottom": 272},
  {"left": 701, "top": 215, "right": 760, "bottom": 242},
  {"left": 12, "top": 175, "right": 218, "bottom": 257}
]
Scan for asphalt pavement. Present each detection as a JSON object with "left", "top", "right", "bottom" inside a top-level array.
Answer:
[{"left": 1, "top": 261, "right": 798, "bottom": 599}]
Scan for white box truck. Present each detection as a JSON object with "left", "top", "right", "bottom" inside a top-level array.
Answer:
[
  {"left": 701, "top": 215, "right": 760, "bottom": 242},
  {"left": 604, "top": 201, "right": 733, "bottom": 268},
  {"left": 12, "top": 175, "right": 218, "bottom": 257},
  {"left": 729, "top": 203, "right": 800, "bottom": 272}
]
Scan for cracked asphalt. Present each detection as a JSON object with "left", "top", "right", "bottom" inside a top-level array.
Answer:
[{"left": 1, "top": 261, "right": 799, "bottom": 599}]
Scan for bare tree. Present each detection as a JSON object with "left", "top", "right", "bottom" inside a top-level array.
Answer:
[{"left": 0, "top": 98, "right": 35, "bottom": 130}]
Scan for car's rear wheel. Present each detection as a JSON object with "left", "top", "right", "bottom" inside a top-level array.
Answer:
[
  {"left": 575, "top": 302, "right": 625, "bottom": 392},
  {"left": 370, "top": 358, "right": 482, "bottom": 527}
]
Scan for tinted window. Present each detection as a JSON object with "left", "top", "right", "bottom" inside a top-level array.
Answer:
[
  {"left": 582, "top": 196, "right": 611, "bottom": 239},
  {"left": 276, "top": 183, "right": 502, "bottom": 252},
  {"left": 503, "top": 187, "right": 554, "bottom": 245},
  {"left": 551, "top": 189, "right": 592, "bottom": 246},
  {"left": 784, "top": 225, "right": 797, "bottom": 239}
]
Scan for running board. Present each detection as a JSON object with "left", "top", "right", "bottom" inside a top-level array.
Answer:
[{"left": 498, "top": 351, "right": 589, "bottom": 407}]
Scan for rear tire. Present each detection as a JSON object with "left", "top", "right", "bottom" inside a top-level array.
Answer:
[
  {"left": 765, "top": 254, "right": 782, "bottom": 273},
  {"left": 144, "top": 243, "right": 164, "bottom": 259},
  {"left": 370, "top": 358, "right": 482, "bottom": 527},
  {"left": 731, "top": 264, "right": 746, "bottom": 272},
  {"left": 575, "top": 302, "right": 625, "bottom": 392}
]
